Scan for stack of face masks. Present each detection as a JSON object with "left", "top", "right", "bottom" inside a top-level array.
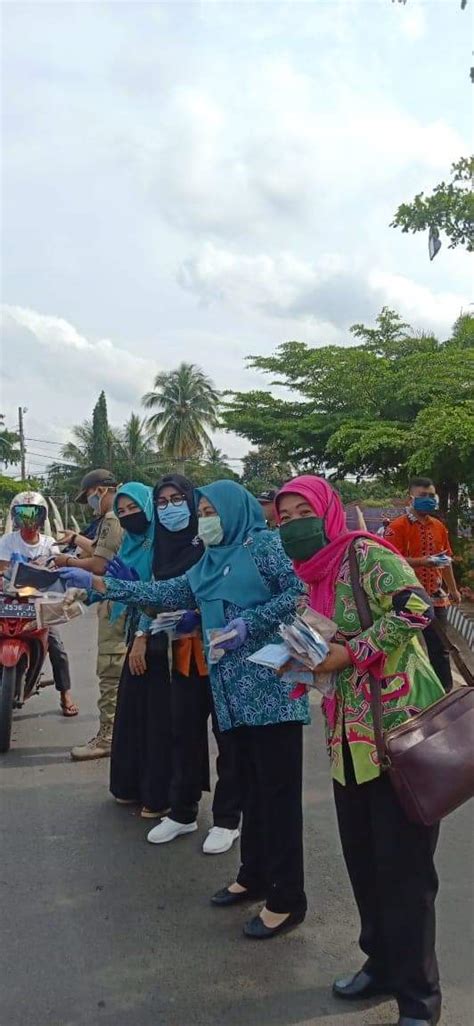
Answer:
[
  {"left": 248, "top": 608, "right": 338, "bottom": 697},
  {"left": 207, "top": 627, "right": 238, "bottom": 663},
  {"left": 150, "top": 612, "right": 188, "bottom": 634},
  {"left": 427, "top": 553, "right": 452, "bottom": 567},
  {"left": 35, "top": 594, "right": 85, "bottom": 628}
]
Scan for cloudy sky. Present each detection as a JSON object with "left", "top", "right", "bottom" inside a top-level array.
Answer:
[{"left": 1, "top": 0, "right": 472, "bottom": 476}]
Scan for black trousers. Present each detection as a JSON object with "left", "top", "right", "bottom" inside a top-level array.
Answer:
[
  {"left": 235, "top": 722, "right": 306, "bottom": 916},
  {"left": 170, "top": 671, "right": 241, "bottom": 830},
  {"left": 334, "top": 744, "right": 441, "bottom": 1022},
  {"left": 110, "top": 638, "right": 172, "bottom": 812},
  {"left": 48, "top": 628, "right": 72, "bottom": 693},
  {"left": 424, "top": 606, "right": 453, "bottom": 693}
]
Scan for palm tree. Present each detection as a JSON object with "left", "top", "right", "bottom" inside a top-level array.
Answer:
[
  {"left": 60, "top": 420, "right": 95, "bottom": 470},
  {"left": 142, "top": 363, "right": 220, "bottom": 463},
  {"left": 114, "top": 413, "right": 160, "bottom": 482}
]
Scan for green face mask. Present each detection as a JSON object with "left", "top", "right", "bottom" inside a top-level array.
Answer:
[{"left": 279, "top": 516, "right": 328, "bottom": 561}]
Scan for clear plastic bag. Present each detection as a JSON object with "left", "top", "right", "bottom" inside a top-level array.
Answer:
[{"left": 35, "top": 593, "right": 85, "bottom": 628}]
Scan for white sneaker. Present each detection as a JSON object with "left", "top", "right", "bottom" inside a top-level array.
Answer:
[
  {"left": 202, "top": 826, "right": 240, "bottom": 855},
  {"left": 147, "top": 817, "right": 198, "bottom": 845}
]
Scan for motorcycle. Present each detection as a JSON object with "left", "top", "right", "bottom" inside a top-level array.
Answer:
[{"left": 0, "top": 580, "right": 49, "bottom": 753}]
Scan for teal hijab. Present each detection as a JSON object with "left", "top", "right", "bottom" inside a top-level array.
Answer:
[
  {"left": 186, "top": 480, "right": 271, "bottom": 639},
  {"left": 110, "top": 482, "right": 155, "bottom": 622}
]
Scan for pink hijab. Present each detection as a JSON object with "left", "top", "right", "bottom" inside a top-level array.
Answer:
[{"left": 276, "top": 476, "right": 399, "bottom": 618}]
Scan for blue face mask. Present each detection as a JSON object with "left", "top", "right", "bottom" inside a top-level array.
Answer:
[
  {"left": 157, "top": 501, "right": 191, "bottom": 532},
  {"left": 413, "top": 496, "right": 439, "bottom": 514},
  {"left": 87, "top": 492, "right": 102, "bottom": 513}
]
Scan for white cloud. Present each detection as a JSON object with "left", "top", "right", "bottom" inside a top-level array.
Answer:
[
  {"left": 1, "top": 305, "right": 156, "bottom": 406},
  {"left": 179, "top": 242, "right": 469, "bottom": 338},
  {"left": 127, "top": 55, "right": 465, "bottom": 244},
  {"left": 399, "top": 5, "right": 427, "bottom": 42},
  {"left": 368, "top": 271, "right": 465, "bottom": 334}
]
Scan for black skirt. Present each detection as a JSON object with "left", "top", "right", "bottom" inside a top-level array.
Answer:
[{"left": 110, "top": 635, "right": 173, "bottom": 811}]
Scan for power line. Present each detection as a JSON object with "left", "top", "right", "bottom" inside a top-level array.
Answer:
[{"left": 25, "top": 436, "right": 65, "bottom": 447}]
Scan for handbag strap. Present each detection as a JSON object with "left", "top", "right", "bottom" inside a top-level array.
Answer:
[{"left": 347, "top": 541, "right": 388, "bottom": 767}]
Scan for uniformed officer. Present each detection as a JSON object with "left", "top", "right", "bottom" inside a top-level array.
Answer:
[{"left": 55, "top": 469, "right": 126, "bottom": 760}]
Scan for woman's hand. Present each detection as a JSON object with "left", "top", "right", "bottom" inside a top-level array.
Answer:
[
  {"left": 313, "top": 642, "right": 352, "bottom": 674},
  {"left": 106, "top": 557, "right": 139, "bottom": 582},
  {"left": 56, "top": 566, "right": 93, "bottom": 590},
  {"left": 129, "top": 635, "right": 148, "bottom": 676}
]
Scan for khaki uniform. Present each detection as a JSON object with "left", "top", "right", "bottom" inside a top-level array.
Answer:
[{"left": 94, "top": 511, "right": 126, "bottom": 739}]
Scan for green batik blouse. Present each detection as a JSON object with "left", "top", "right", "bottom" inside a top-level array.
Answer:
[{"left": 326, "top": 537, "right": 444, "bottom": 785}]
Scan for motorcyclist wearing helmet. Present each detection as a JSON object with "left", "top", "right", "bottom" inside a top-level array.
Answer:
[{"left": 0, "top": 491, "right": 79, "bottom": 717}]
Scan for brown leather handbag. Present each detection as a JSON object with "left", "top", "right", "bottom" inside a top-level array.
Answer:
[{"left": 348, "top": 543, "right": 474, "bottom": 826}]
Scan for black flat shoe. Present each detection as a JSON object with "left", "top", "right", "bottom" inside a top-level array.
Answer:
[
  {"left": 211, "top": 886, "right": 265, "bottom": 907},
  {"left": 243, "top": 909, "right": 305, "bottom": 939},
  {"left": 333, "top": 969, "right": 392, "bottom": 1000}
]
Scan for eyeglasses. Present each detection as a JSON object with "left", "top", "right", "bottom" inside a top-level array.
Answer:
[{"left": 157, "top": 495, "right": 186, "bottom": 510}]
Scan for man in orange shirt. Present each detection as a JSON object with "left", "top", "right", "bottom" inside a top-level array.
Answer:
[{"left": 385, "top": 476, "right": 461, "bottom": 692}]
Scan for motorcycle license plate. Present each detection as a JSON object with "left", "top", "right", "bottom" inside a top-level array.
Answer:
[{"left": 0, "top": 601, "right": 37, "bottom": 620}]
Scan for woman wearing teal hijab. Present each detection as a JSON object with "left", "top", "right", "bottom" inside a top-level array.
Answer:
[
  {"left": 62, "top": 480, "right": 310, "bottom": 940},
  {"left": 110, "top": 482, "right": 172, "bottom": 818}
]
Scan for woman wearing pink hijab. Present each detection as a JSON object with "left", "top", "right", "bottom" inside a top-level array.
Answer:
[{"left": 276, "top": 476, "right": 444, "bottom": 1026}]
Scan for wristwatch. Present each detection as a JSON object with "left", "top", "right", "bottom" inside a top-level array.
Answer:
[{"left": 134, "top": 630, "right": 146, "bottom": 638}]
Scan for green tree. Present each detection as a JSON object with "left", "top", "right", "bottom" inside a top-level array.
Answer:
[
  {"left": 142, "top": 362, "right": 219, "bottom": 464},
  {"left": 0, "top": 415, "right": 20, "bottom": 468},
  {"left": 223, "top": 310, "right": 474, "bottom": 512},
  {"left": 391, "top": 155, "right": 474, "bottom": 252},
  {"left": 0, "top": 474, "right": 44, "bottom": 523},
  {"left": 241, "top": 445, "right": 293, "bottom": 496},
  {"left": 91, "top": 391, "right": 113, "bottom": 468},
  {"left": 114, "top": 413, "right": 158, "bottom": 483}
]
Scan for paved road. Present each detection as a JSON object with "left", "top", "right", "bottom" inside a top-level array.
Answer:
[{"left": 1, "top": 609, "right": 473, "bottom": 1026}]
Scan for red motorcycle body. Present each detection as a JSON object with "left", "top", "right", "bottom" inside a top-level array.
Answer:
[{"left": 0, "top": 592, "right": 49, "bottom": 704}]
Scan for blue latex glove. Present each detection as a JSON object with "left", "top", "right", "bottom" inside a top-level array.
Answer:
[
  {"left": 175, "top": 610, "right": 201, "bottom": 635},
  {"left": 106, "top": 557, "right": 139, "bottom": 582},
  {"left": 427, "top": 554, "right": 452, "bottom": 567},
  {"left": 216, "top": 618, "right": 248, "bottom": 652},
  {"left": 56, "top": 567, "right": 93, "bottom": 590}
]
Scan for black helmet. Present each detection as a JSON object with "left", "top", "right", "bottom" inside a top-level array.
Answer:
[{"left": 75, "top": 469, "right": 117, "bottom": 504}]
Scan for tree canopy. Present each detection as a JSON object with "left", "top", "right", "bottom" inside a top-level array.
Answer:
[
  {"left": 391, "top": 156, "right": 474, "bottom": 252},
  {"left": 222, "top": 308, "right": 474, "bottom": 510},
  {"left": 142, "top": 362, "right": 219, "bottom": 460}
]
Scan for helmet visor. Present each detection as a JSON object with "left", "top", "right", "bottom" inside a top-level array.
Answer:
[{"left": 13, "top": 505, "right": 45, "bottom": 526}]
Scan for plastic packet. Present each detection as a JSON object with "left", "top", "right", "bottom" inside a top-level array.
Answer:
[
  {"left": 150, "top": 611, "right": 187, "bottom": 634},
  {"left": 207, "top": 628, "right": 238, "bottom": 664},
  {"left": 35, "top": 593, "right": 85, "bottom": 628}
]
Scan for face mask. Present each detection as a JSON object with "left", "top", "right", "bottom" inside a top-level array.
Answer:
[
  {"left": 413, "top": 496, "right": 439, "bottom": 514},
  {"left": 280, "top": 516, "right": 328, "bottom": 561},
  {"left": 87, "top": 492, "right": 102, "bottom": 514},
  {"left": 120, "top": 510, "right": 149, "bottom": 535},
  {"left": 157, "top": 502, "right": 191, "bottom": 533},
  {"left": 198, "top": 515, "right": 224, "bottom": 547},
  {"left": 21, "top": 526, "right": 39, "bottom": 542}
]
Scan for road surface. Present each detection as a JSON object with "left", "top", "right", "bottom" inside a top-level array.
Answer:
[{"left": 1, "top": 609, "right": 473, "bottom": 1026}]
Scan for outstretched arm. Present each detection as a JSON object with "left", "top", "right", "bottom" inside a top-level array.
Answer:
[{"left": 91, "top": 573, "right": 195, "bottom": 612}]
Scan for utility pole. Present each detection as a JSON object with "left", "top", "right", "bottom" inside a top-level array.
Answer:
[{"left": 18, "top": 406, "right": 26, "bottom": 480}]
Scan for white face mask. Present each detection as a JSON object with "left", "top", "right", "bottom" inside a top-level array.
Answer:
[{"left": 198, "top": 514, "right": 224, "bottom": 547}]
